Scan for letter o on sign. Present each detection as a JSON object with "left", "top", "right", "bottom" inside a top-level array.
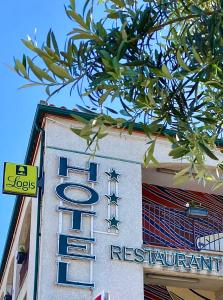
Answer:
[{"left": 56, "top": 182, "right": 99, "bottom": 205}]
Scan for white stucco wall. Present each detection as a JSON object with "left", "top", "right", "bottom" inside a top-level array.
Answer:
[{"left": 37, "top": 116, "right": 145, "bottom": 300}]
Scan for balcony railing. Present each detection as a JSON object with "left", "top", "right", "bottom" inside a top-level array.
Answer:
[{"left": 143, "top": 203, "right": 223, "bottom": 252}]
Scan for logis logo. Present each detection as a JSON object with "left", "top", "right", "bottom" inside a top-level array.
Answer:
[{"left": 6, "top": 175, "right": 36, "bottom": 191}]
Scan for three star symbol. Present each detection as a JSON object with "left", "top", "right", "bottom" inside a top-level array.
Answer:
[
  {"left": 105, "top": 193, "right": 120, "bottom": 205},
  {"left": 105, "top": 169, "right": 120, "bottom": 182},
  {"left": 105, "top": 168, "right": 121, "bottom": 231},
  {"left": 106, "top": 216, "right": 120, "bottom": 230}
]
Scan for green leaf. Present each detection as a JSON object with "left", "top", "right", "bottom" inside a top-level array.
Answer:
[
  {"left": 169, "top": 146, "right": 190, "bottom": 159},
  {"left": 15, "top": 59, "right": 29, "bottom": 79},
  {"left": 174, "top": 167, "right": 190, "bottom": 178},
  {"left": 190, "top": 5, "right": 203, "bottom": 15},
  {"left": 107, "top": 12, "right": 119, "bottom": 19},
  {"left": 69, "top": 0, "right": 75, "bottom": 10},
  {"left": 97, "top": 125, "right": 108, "bottom": 139},
  {"left": 80, "top": 125, "right": 92, "bottom": 137},
  {"left": 46, "top": 30, "right": 51, "bottom": 48},
  {"left": 86, "top": 9, "right": 92, "bottom": 28},
  {"left": 213, "top": 181, "right": 223, "bottom": 191},
  {"left": 27, "top": 57, "right": 56, "bottom": 83},
  {"left": 111, "top": 0, "right": 125, "bottom": 8},
  {"left": 21, "top": 39, "right": 35, "bottom": 51},
  {"left": 66, "top": 10, "right": 89, "bottom": 29},
  {"left": 151, "top": 67, "right": 165, "bottom": 77},
  {"left": 47, "top": 63, "right": 73, "bottom": 80},
  {"left": 161, "top": 64, "right": 172, "bottom": 79},
  {"left": 173, "top": 175, "right": 189, "bottom": 186},
  {"left": 194, "top": 116, "right": 216, "bottom": 124},
  {"left": 71, "top": 127, "right": 84, "bottom": 137},
  {"left": 124, "top": 60, "right": 147, "bottom": 67},
  {"left": 176, "top": 51, "right": 191, "bottom": 71},
  {"left": 98, "top": 90, "right": 110, "bottom": 105},
  {"left": 46, "top": 85, "right": 51, "bottom": 96},
  {"left": 192, "top": 46, "right": 203, "bottom": 64},
  {"left": 71, "top": 114, "right": 89, "bottom": 124},
  {"left": 71, "top": 127, "right": 92, "bottom": 140},
  {"left": 51, "top": 31, "right": 60, "bottom": 56},
  {"left": 127, "top": 122, "right": 134, "bottom": 135},
  {"left": 117, "top": 40, "right": 126, "bottom": 60},
  {"left": 144, "top": 141, "right": 158, "bottom": 166},
  {"left": 71, "top": 33, "right": 93, "bottom": 40},
  {"left": 22, "top": 55, "right": 27, "bottom": 69},
  {"left": 198, "top": 142, "right": 219, "bottom": 160},
  {"left": 19, "top": 83, "right": 43, "bottom": 89},
  {"left": 97, "top": 131, "right": 108, "bottom": 139},
  {"left": 100, "top": 50, "right": 111, "bottom": 60}
]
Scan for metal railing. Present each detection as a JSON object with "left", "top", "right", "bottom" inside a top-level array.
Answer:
[{"left": 143, "top": 203, "right": 223, "bottom": 252}]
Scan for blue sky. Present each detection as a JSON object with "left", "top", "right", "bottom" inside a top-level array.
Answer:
[{"left": 0, "top": 0, "right": 89, "bottom": 260}]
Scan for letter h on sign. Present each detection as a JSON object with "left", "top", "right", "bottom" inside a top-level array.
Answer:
[
  {"left": 56, "top": 157, "right": 99, "bottom": 288},
  {"left": 58, "top": 157, "right": 98, "bottom": 182}
]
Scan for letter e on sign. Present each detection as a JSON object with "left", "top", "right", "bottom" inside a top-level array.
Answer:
[{"left": 3, "top": 162, "right": 38, "bottom": 197}]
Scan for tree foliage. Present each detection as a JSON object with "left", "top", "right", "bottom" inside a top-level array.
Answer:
[{"left": 14, "top": 0, "right": 223, "bottom": 187}]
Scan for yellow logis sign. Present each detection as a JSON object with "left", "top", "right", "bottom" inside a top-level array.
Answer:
[{"left": 3, "top": 162, "right": 38, "bottom": 197}]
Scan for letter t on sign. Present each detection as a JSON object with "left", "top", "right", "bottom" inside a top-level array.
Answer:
[
  {"left": 58, "top": 206, "right": 96, "bottom": 231},
  {"left": 58, "top": 157, "right": 98, "bottom": 182}
]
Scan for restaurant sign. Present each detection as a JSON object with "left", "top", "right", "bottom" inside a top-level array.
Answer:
[{"left": 111, "top": 245, "right": 223, "bottom": 274}]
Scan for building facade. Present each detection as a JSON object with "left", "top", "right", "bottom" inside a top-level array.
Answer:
[{"left": 1, "top": 104, "right": 223, "bottom": 300}]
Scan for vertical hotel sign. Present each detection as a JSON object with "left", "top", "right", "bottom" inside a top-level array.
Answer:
[
  {"left": 55, "top": 157, "right": 99, "bottom": 288},
  {"left": 3, "top": 162, "right": 38, "bottom": 197},
  {"left": 55, "top": 157, "right": 121, "bottom": 289}
]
